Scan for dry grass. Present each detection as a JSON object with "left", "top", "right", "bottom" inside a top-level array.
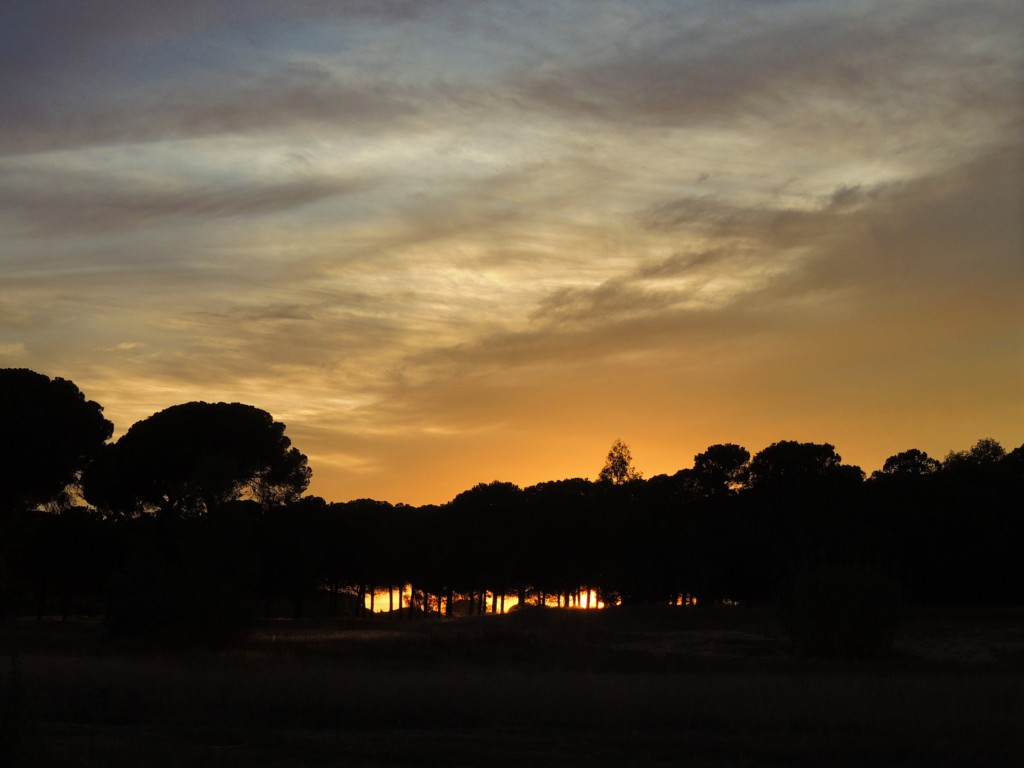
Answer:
[{"left": 3, "top": 606, "right": 1023, "bottom": 767}]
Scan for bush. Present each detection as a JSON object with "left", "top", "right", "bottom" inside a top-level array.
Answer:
[{"left": 778, "top": 561, "right": 902, "bottom": 659}]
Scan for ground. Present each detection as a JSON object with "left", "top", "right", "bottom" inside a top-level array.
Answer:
[{"left": 2, "top": 605, "right": 1022, "bottom": 767}]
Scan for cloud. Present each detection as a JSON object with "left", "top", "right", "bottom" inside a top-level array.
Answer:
[
  {"left": 0, "top": 342, "right": 27, "bottom": 359},
  {"left": 0, "top": 0, "right": 1020, "bottom": 504},
  {"left": 0, "top": 1, "right": 461, "bottom": 156},
  {"left": 330, "top": 141, "right": 1022, "bottom": 496},
  {"left": 8, "top": 0, "right": 1017, "bottom": 160},
  {"left": 516, "top": 0, "right": 1023, "bottom": 130},
  {"left": 0, "top": 164, "right": 362, "bottom": 236},
  {"left": 0, "top": 65, "right": 426, "bottom": 156}
]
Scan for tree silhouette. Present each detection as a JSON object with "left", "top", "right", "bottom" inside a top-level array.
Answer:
[
  {"left": 83, "top": 401, "right": 310, "bottom": 517},
  {"left": 524, "top": 478, "right": 603, "bottom": 608},
  {"left": 258, "top": 497, "right": 330, "bottom": 618},
  {"left": 738, "top": 441, "right": 867, "bottom": 601},
  {"left": 448, "top": 481, "right": 522, "bottom": 614},
  {"left": 598, "top": 439, "right": 642, "bottom": 485},
  {"left": 874, "top": 448, "right": 941, "bottom": 478},
  {"left": 0, "top": 368, "right": 113, "bottom": 518},
  {"left": 692, "top": 443, "right": 750, "bottom": 497},
  {"left": 0, "top": 369, "right": 112, "bottom": 618},
  {"left": 1004, "top": 443, "right": 1024, "bottom": 473},
  {"left": 943, "top": 437, "right": 1006, "bottom": 470},
  {"left": 747, "top": 440, "right": 863, "bottom": 490},
  {"left": 7, "top": 368, "right": 1023, "bottom": 626}
]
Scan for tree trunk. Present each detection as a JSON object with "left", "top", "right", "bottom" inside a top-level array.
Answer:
[{"left": 491, "top": 590, "right": 498, "bottom": 614}]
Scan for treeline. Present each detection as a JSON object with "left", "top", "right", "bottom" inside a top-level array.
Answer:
[{"left": 1, "top": 368, "right": 1022, "bottom": 639}]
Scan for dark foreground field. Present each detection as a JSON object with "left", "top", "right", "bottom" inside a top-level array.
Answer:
[{"left": 2, "top": 605, "right": 1022, "bottom": 767}]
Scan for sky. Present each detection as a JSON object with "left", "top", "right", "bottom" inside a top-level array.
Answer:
[{"left": 2, "top": 0, "right": 1022, "bottom": 505}]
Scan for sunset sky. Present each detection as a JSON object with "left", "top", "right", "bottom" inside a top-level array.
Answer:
[{"left": 2, "top": 1, "right": 1022, "bottom": 505}]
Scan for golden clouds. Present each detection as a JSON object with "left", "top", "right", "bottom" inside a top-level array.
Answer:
[{"left": 1, "top": 1, "right": 1021, "bottom": 504}]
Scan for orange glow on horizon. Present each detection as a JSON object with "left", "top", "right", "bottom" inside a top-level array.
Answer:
[{"left": 362, "top": 587, "right": 613, "bottom": 614}]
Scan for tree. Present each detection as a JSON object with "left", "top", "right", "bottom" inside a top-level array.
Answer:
[
  {"left": 598, "top": 439, "right": 642, "bottom": 485},
  {"left": 0, "top": 368, "right": 113, "bottom": 517},
  {"left": 943, "top": 438, "right": 1006, "bottom": 470},
  {"left": 746, "top": 440, "right": 863, "bottom": 489},
  {"left": 1004, "top": 443, "right": 1024, "bottom": 473},
  {"left": 692, "top": 443, "right": 750, "bottom": 496},
  {"left": 448, "top": 481, "right": 523, "bottom": 613},
  {"left": 873, "top": 448, "right": 940, "bottom": 478},
  {"left": 83, "top": 401, "right": 310, "bottom": 517}
]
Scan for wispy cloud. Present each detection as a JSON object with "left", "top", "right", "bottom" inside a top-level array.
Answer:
[
  {"left": 0, "top": 166, "right": 363, "bottom": 236},
  {"left": 1, "top": 0, "right": 1020, "bottom": 503}
]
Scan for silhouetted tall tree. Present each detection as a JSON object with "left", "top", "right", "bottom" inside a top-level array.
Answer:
[
  {"left": 83, "top": 401, "right": 310, "bottom": 517},
  {"left": 0, "top": 368, "right": 113, "bottom": 518},
  {"left": 692, "top": 443, "right": 750, "bottom": 497},
  {"left": 746, "top": 440, "right": 861, "bottom": 490},
  {"left": 448, "top": 481, "right": 522, "bottom": 613},
  {"left": 873, "top": 448, "right": 941, "bottom": 478},
  {"left": 0, "top": 369, "right": 112, "bottom": 618},
  {"left": 942, "top": 437, "right": 1006, "bottom": 471},
  {"left": 511, "top": 478, "right": 602, "bottom": 608},
  {"left": 598, "top": 439, "right": 642, "bottom": 485},
  {"left": 737, "top": 441, "right": 866, "bottom": 600}
]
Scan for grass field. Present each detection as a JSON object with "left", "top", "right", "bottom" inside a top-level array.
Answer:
[{"left": 2, "top": 605, "right": 1022, "bottom": 767}]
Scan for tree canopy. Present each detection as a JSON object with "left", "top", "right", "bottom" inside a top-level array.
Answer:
[
  {"left": 747, "top": 440, "right": 863, "bottom": 489},
  {"left": 875, "top": 448, "right": 941, "bottom": 478},
  {"left": 598, "top": 439, "right": 643, "bottom": 484},
  {"left": 82, "top": 401, "right": 310, "bottom": 517},
  {"left": 943, "top": 437, "right": 1007, "bottom": 470},
  {"left": 692, "top": 443, "right": 750, "bottom": 496},
  {"left": 0, "top": 368, "right": 113, "bottom": 516}
]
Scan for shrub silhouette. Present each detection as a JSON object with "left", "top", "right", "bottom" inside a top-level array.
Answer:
[{"left": 778, "top": 561, "right": 902, "bottom": 659}]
